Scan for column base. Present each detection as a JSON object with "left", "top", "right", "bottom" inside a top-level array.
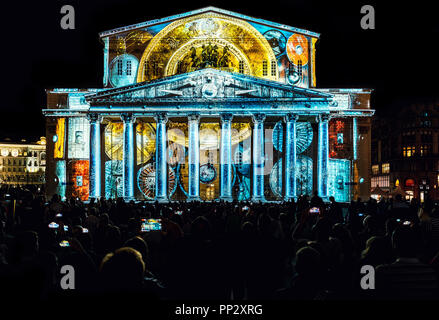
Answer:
[
  {"left": 155, "top": 196, "right": 168, "bottom": 203},
  {"left": 188, "top": 196, "right": 201, "bottom": 202},
  {"left": 123, "top": 196, "right": 135, "bottom": 202},
  {"left": 283, "top": 196, "right": 297, "bottom": 202},
  {"left": 251, "top": 196, "right": 266, "bottom": 203},
  {"left": 220, "top": 196, "right": 234, "bottom": 202}
]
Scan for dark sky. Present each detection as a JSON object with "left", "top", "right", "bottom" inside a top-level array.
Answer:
[{"left": 0, "top": 0, "right": 438, "bottom": 141}]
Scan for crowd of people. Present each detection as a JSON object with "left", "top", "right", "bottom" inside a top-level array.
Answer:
[{"left": 1, "top": 187, "right": 439, "bottom": 301}]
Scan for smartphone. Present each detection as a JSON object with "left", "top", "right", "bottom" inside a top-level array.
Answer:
[
  {"left": 358, "top": 213, "right": 364, "bottom": 217},
  {"left": 83, "top": 228, "right": 89, "bottom": 233},
  {"left": 242, "top": 206, "right": 249, "bottom": 211},
  {"left": 141, "top": 218, "right": 162, "bottom": 232},
  {"left": 175, "top": 211, "right": 183, "bottom": 215},
  {"left": 56, "top": 213, "right": 63, "bottom": 218},
  {"left": 403, "top": 220, "right": 411, "bottom": 226},
  {"left": 63, "top": 225, "right": 69, "bottom": 231},
  {"left": 48, "top": 222, "right": 59, "bottom": 229},
  {"left": 59, "top": 240, "right": 70, "bottom": 247},
  {"left": 396, "top": 218, "right": 401, "bottom": 222},
  {"left": 309, "top": 207, "right": 320, "bottom": 214}
]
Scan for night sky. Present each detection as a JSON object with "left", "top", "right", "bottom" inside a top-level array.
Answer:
[{"left": 1, "top": 0, "right": 438, "bottom": 141}]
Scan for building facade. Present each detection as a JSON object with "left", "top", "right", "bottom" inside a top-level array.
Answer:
[
  {"left": 0, "top": 138, "right": 46, "bottom": 186},
  {"left": 43, "top": 7, "right": 373, "bottom": 202},
  {"left": 372, "top": 102, "right": 439, "bottom": 201}
]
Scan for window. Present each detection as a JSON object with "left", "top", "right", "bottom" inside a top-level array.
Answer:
[
  {"left": 371, "top": 176, "right": 390, "bottom": 188},
  {"left": 153, "top": 61, "right": 159, "bottom": 77},
  {"left": 239, "top": 61, "right": 244, "bottom": 74},
  {"left": 405, "top": 178, "right": 415, "bottom": 187},
  {"left": 262, "top": 60, "right": 268, "bottom": 76},
  {"left": 403, "top": 146, "right": 415, "bottom": 157},
  {"left": 144, "top": 61, "right": 149, "bottom": 76},
  {"left": 372, "top": 165, "right": 379, "bottom": 175},
  {"left": 271, "top": 60, "right": 276, "bottom": 77},
  {"left": 382, "top": 163, "right": 390, "bottom": 174},
  {"left": 126, "top": 60, "right": 132, "bottom": 76},
  {"left": 117, "top": 60, "right": 123, "bottom": 76},
  {"left": 420, "top": 145, "right": 431, "bottom": 156},
  {"left": 177, "top": 61, "right": 182, "bottom": 74}
]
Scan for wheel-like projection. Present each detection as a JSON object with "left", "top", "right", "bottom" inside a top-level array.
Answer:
[
  {"left": 199, "top": 163, "right": 217, "bottom": 184},
  {"left": 137, "top": 163, "right": 176, "bottom": 200}
]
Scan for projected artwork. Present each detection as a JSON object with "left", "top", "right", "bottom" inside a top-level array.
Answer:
[
  {"left": 137, "top": 164, "right": 176, "bottom": 200},
  {"left": 328, "top": 159, "right": 350, "bottom": 203},
  {"left": 270, "top": 159, "right": 283, "bottom": 197},
  {"left": 105, "top": 160, "right": 123, "bottom": 199},
  {"left": 54, "top": 118, "right": 65, "bottom": 159},
  {"left": 264, "top": 30, "right": 287, "bottom": 57},
  {"left": 296, "top": 122, "right": 313, "bottom": 154},
  {"left": 109, "top": 54, "right": 139, "bottom": 87},
  {"left": 287, "top": 34, "right": 309, "bottom": 66},
  {"left": 200, "top": 163, "right": 217, "bottom": 184},
  {"left": 136, "top": 122, "right": 156, "bottom": 165},
  {"left": 68, "top": 160, "right": 89, "bottom": 201},
  {"left": 104, "top": 122, "right": 124, "bottom": 161},
  {"left": 296, "top": 155, "right": 313, "bottom": 196},
  {"left": 68, "top": 117, "right": 90, "bottom": 159},
  {"left": 55, "top": 160, "right": 66, "bottom": 199}
]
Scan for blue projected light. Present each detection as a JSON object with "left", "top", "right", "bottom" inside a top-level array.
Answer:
[
  {"left": 296, "top": 155, "right": 313, "bottom": 196},
  {"left": 105, "top": 160, "right": 123, "bottom": 199},
  {"left": 328, "top": 159, "right": 350, "bottom": 202}
]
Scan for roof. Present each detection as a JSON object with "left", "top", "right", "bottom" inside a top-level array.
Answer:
[{"left": 99, "top": 6, "right": 320, "bottom": 38}]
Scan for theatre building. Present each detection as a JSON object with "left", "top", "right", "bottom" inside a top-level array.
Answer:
[{"left": 43, "top": 7, "right": 374, "bottom": 202}]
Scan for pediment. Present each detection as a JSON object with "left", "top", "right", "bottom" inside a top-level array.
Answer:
[{"left": 86, "top": 69, "right": 332, "bottom": 106}]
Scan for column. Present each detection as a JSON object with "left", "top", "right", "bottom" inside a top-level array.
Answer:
[
  {"left": 252, "top": 113, "right": 266, "bottom": 202},
  {"left": 88, "top": 113, "right": 101, "bottom": 200},
  {"left": 121, "top": 113, "right": 135, "bottom": 200},
  {"left": 220, "top": 113, "right": 233, "bottom": 201},
  {"left": 317, "top": 114, "right": 330, "bottom": 199},
  {"left": 188, "top": 113, "right": 200, "bottom": 201},
  {"left": 284, "top": 113, "right": 298, "bottom": 201},
  {"left": 353, "top": 117, "right": 358, "bottom": 160},
  {"left": 155, "top": 112, "right": 168, "bottom": 201}
]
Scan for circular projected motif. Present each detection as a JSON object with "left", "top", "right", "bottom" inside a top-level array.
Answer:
[
  {"left": 270, "top": 159, "right": 283, "bottom": 198},
  {"left": 109, "top": 54, "right": 139, "bottom": 87},
  {"left": 136, "top": 122, "right": 156, "bottom": 164},
  {"left": 233, "top": 144, "right": 251, "bottom": 176},
  {"left": 199, "top": 163, "right": 217, "bottom": 184},
  {"left": 296, "top": 155, "right": 313, "bottom": 196},
  {"left": 105, "top": 123, "right": 124, "bottom": 161},
  {"left": 11, "top": 149, "right": 18, "bottom": 157},
  {"left": 263, "top": 30, "right": 287, "bottom": 57},
  {"left": 137, "top": 164, "right": 176, "bottom": 200},
  {"left": 287, "top": 34, "right": 309, "bottom": 65},
  {"left": 286, "top": 67, "right": 300, "bottom": 85},
  {"left": 202, "top": 83, "right": 218, "bottom": 98},
  {"left": 1, "top": 149, "right": 8, "bottom": 157},
  {"left": 296, "top": 122, "right": 313, "bottom": 154}
]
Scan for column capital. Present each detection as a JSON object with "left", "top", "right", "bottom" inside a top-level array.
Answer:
[
  {"left": 252, "top": 113, "right": 266, "bottom": 124},
  {"left": 155, "top": 112, "right": 168, "bottom": 124},
  {"left": 121, "top": 113, "right": 136, "bottom": 123},
  {"left": 285, "top": 113, "right": 299, "bottom": 122},
  {"left": 220, "top": 113, "right": 234, "bottom": 123},
  {"left": 317, "top": 113, "right": 330, "bottom": 122},
  {"left": 188, "top": 113, "right": 201, "bottom": 122},
  {"left": 86, "top": 113, "right": 102, "bottom": 123}
]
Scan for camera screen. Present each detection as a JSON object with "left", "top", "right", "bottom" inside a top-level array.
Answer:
[{"left": 141, "top": 219, "right": 162, "bottom": 232}]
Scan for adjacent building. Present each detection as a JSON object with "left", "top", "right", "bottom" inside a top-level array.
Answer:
[
  {"left": 0, "top": 137, "right": 46, "bottom": 186},
  {"left": 371, "top": 101, "right": 439, "bottom": 201},
  {"left": 43, "top": 7, "right": 374, "bottom": 202}
]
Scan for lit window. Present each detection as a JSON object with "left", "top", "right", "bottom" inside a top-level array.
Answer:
[
  {"left": 262, "top": 60, "right": 268, "bottom": 76},
  {"left": 403, "top": 146, "right": 415, "bottom": 157},
  {"left": 382, "top": 163, "right": 390, "bottom": 174},
  {"left": 126, "top": 60, "right": 132, "bottom": 76},
  {"left": 271, "top": 60, "right": 276, "bottom": 77},
  {"left": 372, "top": 165, "right": 379, "bottom": 175}
]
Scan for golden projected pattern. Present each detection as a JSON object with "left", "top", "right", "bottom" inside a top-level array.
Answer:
[
  {"left": 136, "top": 122, "right": 156, "bottom": 165},
  {"left": 137, "top": 13, "right": 277, "bottom": 82},
  {"left": 54, "top": 118, "right": 65, "bottom": 159},
  {"left": 104, "top": 122, "right": 124, "bottom": 161}
]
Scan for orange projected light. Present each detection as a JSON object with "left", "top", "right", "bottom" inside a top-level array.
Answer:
[
  {"left": 287, "top": 34, "right": 309, "bottom": 66},
  {"left": 68, "top": 160, "right": 90, "bottom": 201},
  {"left": 54, "top": 118, "right": 65, "bottom": 159}
]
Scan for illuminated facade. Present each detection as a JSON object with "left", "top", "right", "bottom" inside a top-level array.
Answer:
[
  {"left": 0, "top": 138, "right": 46, "bottom": 186},
  {"left": 43, "top": 7, "right": 373, "bottom": 202}
]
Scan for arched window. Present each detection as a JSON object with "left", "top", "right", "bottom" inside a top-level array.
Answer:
[
  {"left": 262, "top": 60, "right": 268, "bottom": 76},
  {"left": 117, "top": 60, "right": 123, "bottom": 76},
  {"left": 126, "top": 60, "right": 132, "bottom": 76}
]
